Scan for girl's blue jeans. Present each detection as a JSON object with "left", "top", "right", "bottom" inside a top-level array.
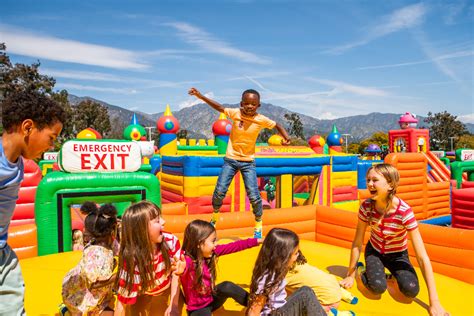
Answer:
[{"left": 212, "top": 157, "right": 262, "bottom": 218}]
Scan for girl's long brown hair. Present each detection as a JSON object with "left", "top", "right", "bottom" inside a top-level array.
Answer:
[
  {"left": 248, "top": 228, "right": 299, "bottom": 307},
  {"left": 117, "top": 201, "right": 171, "bottom": 295},
  {"left": 182, "top": 219, "right": 217, "bottom": 295}
]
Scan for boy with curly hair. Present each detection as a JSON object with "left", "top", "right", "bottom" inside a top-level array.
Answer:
[{"left": 1, "top": 90, "right": 66, "bottom": 315}]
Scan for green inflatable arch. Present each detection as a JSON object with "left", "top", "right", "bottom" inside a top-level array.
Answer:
[{"left": 34, "top": 171, "right": 160, "bottom": 256}]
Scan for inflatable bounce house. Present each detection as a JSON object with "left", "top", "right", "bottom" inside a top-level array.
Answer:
[{"left": 6, "top": 109, "right": 474, "bottom": 315}]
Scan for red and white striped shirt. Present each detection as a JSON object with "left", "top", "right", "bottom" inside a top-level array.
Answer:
[
  {"left": 359, "top": 198, "right": 418, "bottom": 254},
  {"left": 117, "top": 232, "right": 181, "bottom": 304}
]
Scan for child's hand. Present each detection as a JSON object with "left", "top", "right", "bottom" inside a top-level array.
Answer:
[
  {"left": 164, "top": 305, "right": 180, "bottom": 316},
  {"left": 171, "top": 253, "right": 186, "bottom": 276},
  {"left": 257, "top": 238, "right": 264, "bottom": 244},
  {"left": 188, "top": 87, "right": 202, "bottom": 98},
  {"left": 429, "top": 301, "right": 449, "bottom": 316},
  {"left": 340, "top": 276, "right": 354, "bottom": 289},
  {"left": 281, "top": 138, "right": 291, "bottom": 146}
]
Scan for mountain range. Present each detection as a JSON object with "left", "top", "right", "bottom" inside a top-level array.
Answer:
[{"left": 68, "top": 95, "right": 474, "bottom": 142}]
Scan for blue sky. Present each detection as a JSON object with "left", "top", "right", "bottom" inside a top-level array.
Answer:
[{"left": 1, "top": 0, "right": 473, "bottom": 122}]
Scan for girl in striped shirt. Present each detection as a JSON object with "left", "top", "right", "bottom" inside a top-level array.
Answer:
[
  {"left": 340, "top": 164, "right": 449, "bottom": 316},
  {"left": 115, "top": 201, "right": 185, "bottom": 315}
]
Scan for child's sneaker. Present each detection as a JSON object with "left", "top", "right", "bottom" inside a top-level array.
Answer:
[
  {"left": 356, "top": 262, "right": 365, "bottom": 276},
  {"left": 330, "top": 308, "right": 355, "bottom": 316},
  {"left": 210, "top": 211, "right": 219, "bottom": 227},
  {"left": 58, "top": 304, "right": 68, "bottom": 316},
  {"left": 253, "top": 228, "right": 262, "bottom": 239}
]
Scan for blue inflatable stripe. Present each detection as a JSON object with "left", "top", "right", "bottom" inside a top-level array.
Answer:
[
  {"left": 357, "top": 160, "right": 383, "bottom": 189},
  {"left": 161, "top": 155, "right": 329, "bottom": 177},
  {"left": 159, "top": 133, "right": 177, "bottom": 148},
  {"left": 420, "top": 215, "right": 451, "bottom": 226},
  {"left": 256, "top": 156, "right": 330, "bottom": 167},
  {"left": 256, "top": 166, "right": 323, "bottom": 177},
  {"left": 332, "top": 155, "right": 358, "bottom": 172}
]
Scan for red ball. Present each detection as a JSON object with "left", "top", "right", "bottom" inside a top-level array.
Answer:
[
  {"left": 157, "top": 116, "right": 180, "bottom": 133},
  {"left": 308, "top": 135, "right": 325, "bottom": 148},
  {"left": 212, "top": 119, "right": 232, "bottom": 136}
]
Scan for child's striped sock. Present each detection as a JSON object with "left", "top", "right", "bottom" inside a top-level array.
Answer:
[
  {"left": 210, "top": 210, "right": 219, "bottom": 227},
  {"left": 254, "top": 217, "right": 263, "bottom": 238}
]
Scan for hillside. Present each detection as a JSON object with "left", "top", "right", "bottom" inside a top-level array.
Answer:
[{"left": 68, "top": 95, "right": 474, "bottom": 141}]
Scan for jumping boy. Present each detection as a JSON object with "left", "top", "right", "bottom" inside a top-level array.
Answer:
[
  {"left": 188, "top": 87, "right": 290, "bottom": 238},
  {"left": 1, "top": 90, "right": 66, "bottom": 314}
]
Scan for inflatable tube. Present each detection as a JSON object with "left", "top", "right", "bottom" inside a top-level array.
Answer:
[
  {"left": 8, "top": 223, "right": 37, "bottom": 259},
  {"left": 21, "top": 239, "right": 473, "bottom": 315},
  {"left": 161, "top": 202, "right": 187, "bottom": 215}
]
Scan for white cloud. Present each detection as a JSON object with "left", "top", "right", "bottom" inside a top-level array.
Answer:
[
  {"left": 165, "top": 22, "right": 271, "bottom": 64},
  {"left": 42, "top": 69, "right": 123, "bottom": 82},
  {"left": 443, "top": 1, "right": 467, "bottom": 25},
  {"left": 319, "top": 112, "right": 339, "bottom": 120},
  {"left": 0, "top": 24, "right": 148, "bottom": 70},
  {"left": 57, "top": 83, "right": 138, "bottom": 94},
  {"left": 459, "top": 113, "right": 474, "bottom": 124},
  {"left": 357, "top": 49, "right": 473, "bottom": 70},
  {"left": 179, "top": 92, "right": 215, "bottom": 109},
  {"left": 325, "top": 3, "right": 427, "bottom": 54},
  {"left": 310, "top": 78, "right": 388, "bottom": 96},
  {"left": 414, "top": 32, "right": 469, "bottom": 83}
]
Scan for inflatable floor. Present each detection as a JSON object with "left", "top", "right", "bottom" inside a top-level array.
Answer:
[{"left": 22, "top": 240, "right": 473, "bottom": 315}]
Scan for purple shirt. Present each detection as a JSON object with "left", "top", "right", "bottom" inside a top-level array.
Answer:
[
  {"left": 180, "top": 238, "right": 258, "bottom": 311},
  {"left": 257, "top": 274, "right": 287, "bottom": 315}
]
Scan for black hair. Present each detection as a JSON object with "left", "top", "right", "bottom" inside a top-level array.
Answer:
[
  {"left": 1, "top": 89, "right": 67, "bottom": 132},
  {"left": 242, "top": 89, "right": 260, "bottom": 100},
  {"left": 80, "top": 201, "right": 118, "bottom": 245}
]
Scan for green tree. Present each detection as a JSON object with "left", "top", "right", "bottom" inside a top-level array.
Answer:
[
  {"left": 284, "top": 113, "right": 305, "bottom": 140},
  {"left": 0, "top": 43, "right": 55, "bottom": 100},
  {"left": 457, "top": 134, "right": 474, "bottom": 149},
  {"left": 108, "top": 117, "right": 128, "bottom": 139},
  {"left": 424, "top": 111, "right": 468, "bottom": 150},
  {"left": 1, "top": 43, "right": 72, "bottom": 147},
  {"left": 73, "top": 100, "right": 111, "bottom": 137},
  {"left": 257, "top": 128, "right": 277, "bottom": 143},
  {"left": 51, "top": 89, "right": 75, "bottom": 147},
  {"left": 177, "top": 129, "right": 188, "bottom": 140},
  {"left": 351, "top": 132, "right": 388, "bottom": 155}
]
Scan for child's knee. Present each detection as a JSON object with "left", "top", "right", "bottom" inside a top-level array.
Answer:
[
  {"left": 399, "top": 281, "right": 419, "bottom": 298},
  {"left": 365, "top": 278, "right": 387, "bottom": 294}
]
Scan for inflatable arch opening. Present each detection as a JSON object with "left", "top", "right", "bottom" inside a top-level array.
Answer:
[{"left": 35, "top": 171, "right": 160, "bottom": 256}]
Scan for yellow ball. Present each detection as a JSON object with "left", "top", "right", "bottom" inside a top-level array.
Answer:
[{"left": 268, "top": 134, "right": 284, "bottom": 146}]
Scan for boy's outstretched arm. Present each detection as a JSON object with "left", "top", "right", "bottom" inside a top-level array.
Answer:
[
  {"left": 188, "top": 87, "right": 224, "bottom": 113},
  {"left": 274, "top": 123, "right": 291, "bottom": 145}
]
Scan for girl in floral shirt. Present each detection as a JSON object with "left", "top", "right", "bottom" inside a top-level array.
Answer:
[{"left": 61, "top": 202, "right": 119, "bottom": 315}]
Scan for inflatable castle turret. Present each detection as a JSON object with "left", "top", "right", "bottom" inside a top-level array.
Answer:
[
  {"left": 308, "top": 134, "right": 325, "bottom": 154},
  {"left": 364, "top": 143, "right": 382, "bottom": 160},
  {"left": 123, "top": 113, "right": 146, "bottom": 141},
  {"left": 327, "top": 124, "right": 343, "bottom": 154},
  {"left": 212, "top": 113, "right": 232, "bottom": 154},
  {"left": 77, "top": 127, "right": 102, "bottom": 140},
  {"left": 157, "top": 105, "right": 180, "bottom": 155},
  {"left": 389, "top": 112, "right": 429, "bottom": 153}
]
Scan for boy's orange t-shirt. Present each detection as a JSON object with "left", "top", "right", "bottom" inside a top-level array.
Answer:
[{"left": 224, "top": 108, "right": 276, "bottom": 161}]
